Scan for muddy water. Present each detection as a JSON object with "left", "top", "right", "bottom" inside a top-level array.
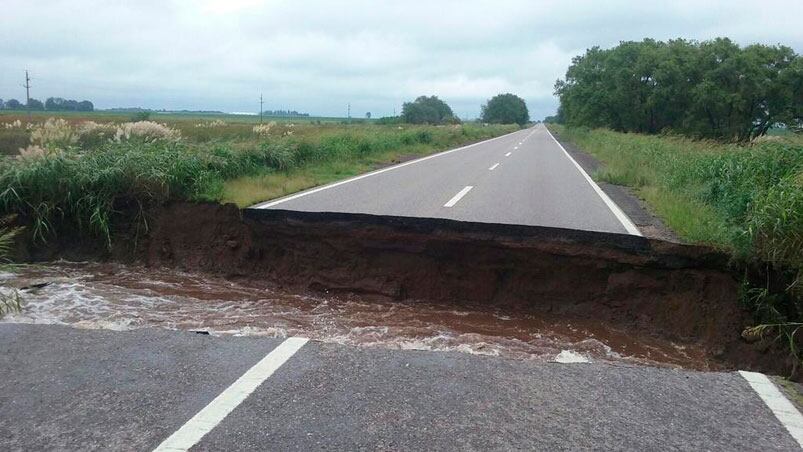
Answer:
[{"left": 1, "top": 262, "right": 713, "bottom": 369}]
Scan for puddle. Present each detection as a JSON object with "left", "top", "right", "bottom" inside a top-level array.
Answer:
[{"left": 0, "top": 262, "right": 713, "bottom": 368}]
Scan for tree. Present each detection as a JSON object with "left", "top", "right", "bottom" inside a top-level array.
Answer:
[
  {"left": 27, "top": 98, "right": 44, "bottom": 110},
  {"left": 5, "top": 99, "right": 22, "bottom": 109},
  {"left": 481, "top": 93, "right": 529, "bottom": 125},
  {"left": 77, "top": 100, "right": 94, "bottom": 112},
  {"left": 554, "top": 38, "right": 802, "bottom": 141},
  {"left": 401, "top": 95, "right": 455, "bottom": 124},
  {"left": 0, "top": 99, "right": 4, "bottom": 110},
  {"left": 365, "top": 112, "right": 371, "bottom": 119}
]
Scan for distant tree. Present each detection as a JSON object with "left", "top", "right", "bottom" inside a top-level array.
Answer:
[
  {"left": 401, "top": 95, "right": 455, "bottom": 124},
  {"left": 5, "top": 99, "right": 21, "bottom": 109},
  {"left": 27, "top": 98, "right": 44, "bottom": 110},
  {"left": 365, "top": 112, "right": 371, "bottom": 119},
  {"left": 0, "top": 99, "right": 4, "bottom": 110},
  {"left": 45, "top": 97, "right": 65, "bottom": 110},
  {"left": 77, "top": 100, "right": 94, "bottom": 111},
  {"left": 481, "top": 93, "right": 529, "bottom": 125}
]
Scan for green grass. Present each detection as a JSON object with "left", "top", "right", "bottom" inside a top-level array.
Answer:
[
  {"left": 549, "top": 124, "right": 803, "bottom": 345},
  {"left": 0, "top": 115, "right": 518, "bottom": 245}
]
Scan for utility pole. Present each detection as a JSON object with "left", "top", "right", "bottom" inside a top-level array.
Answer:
[
  {"left": 259, "top": 93, "right": 264, "bottom": 124},
  {"left": 347, "top": 102, "right": 351, "bottom": 123},
  {"left": 23, "top": 70, "right": 32, "bottom": 119}
]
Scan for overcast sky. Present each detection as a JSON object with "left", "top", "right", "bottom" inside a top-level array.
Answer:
[{"left": 1, "top": 0, "right": 801, "bottom": 119}]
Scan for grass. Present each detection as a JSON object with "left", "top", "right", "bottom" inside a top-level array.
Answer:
[
  {"left": 220, "top": 140, "right": 451, "bottom": 207},
  {"left": 549, "top": 124, "right": 803, "bottom": 366},
  {"left": 0, "top": 114, "right": 518, "bottom": 245},
  {"left": 0, "top": 215, "right": 22, "bottom": 318}
]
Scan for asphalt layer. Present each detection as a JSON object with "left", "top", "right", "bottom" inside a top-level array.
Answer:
[
  {"left": 2, "top": 324, "right": 799, "bottom": 451},
  {"left": 254, "top": 124, "right": 630, "bottom": 234}
]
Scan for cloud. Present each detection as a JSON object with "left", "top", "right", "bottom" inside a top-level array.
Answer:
[{"left": 1, "top": 0, "right": 801, "bottom": 119}]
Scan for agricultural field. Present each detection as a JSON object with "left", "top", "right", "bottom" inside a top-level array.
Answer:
[{"left": 0, "top": 111, "right": 518, "bottom": 244}]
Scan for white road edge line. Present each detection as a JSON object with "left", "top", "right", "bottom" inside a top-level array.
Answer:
[
  {"left": 505, "top": 152, "right": 512, "bottom": 157},
  {"left": 252, "top": 129, "right": 525, "bottom": 209},
  {"left": 543, "top": 126, "right": 641, "bottom": 236},
  {"left": 488, "top": 163, "right": 500, "bottom": 171},
  {"left": 739, "top": 370, "right": 803, "bottom": 448},
  {"left": 153, "top": 337, "right": 309, "bottom": 452},
  {"left": 444, "top": 186, "right": 473, "bottom": 208}
]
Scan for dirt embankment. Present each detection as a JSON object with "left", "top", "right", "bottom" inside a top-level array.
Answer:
[{"left": 20, "top": 202, "right": 791, "bottom": 375}]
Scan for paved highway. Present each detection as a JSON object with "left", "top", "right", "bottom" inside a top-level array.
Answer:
[
  {"left": 2, "top": 325, "right": 800, "bottom": 451},
  {"left": 254, "top": 124, "right": 640, "bottom": 235}
]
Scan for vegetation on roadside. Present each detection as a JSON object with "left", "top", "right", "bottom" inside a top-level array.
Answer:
[
  {"left": 550, "top": 124, "right": 803, "bottom": 369},
  {"left": 0, "top": 113, "right": 517, "bottom": 246},
  {"left": 0, "top": 216, "right": 22, "bottom": 318},
  {"left": 554, "top": 38, "right": 802, "bottom": 141}
]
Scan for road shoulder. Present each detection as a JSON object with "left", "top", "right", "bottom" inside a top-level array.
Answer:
[{"left": 548, "top": 127, "right": 679, "bottom": 242}]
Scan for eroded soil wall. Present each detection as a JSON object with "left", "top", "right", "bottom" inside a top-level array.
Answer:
[{"left": 21, "top": 202, "right": 784, "bottom": 374}]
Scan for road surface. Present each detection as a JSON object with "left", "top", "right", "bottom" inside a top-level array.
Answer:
[
  {"left": 253, "top": 124, "right": 640, "bottom": 235},
  {"left": 1, "top": 324, "right": 801, "bottom": 451}
]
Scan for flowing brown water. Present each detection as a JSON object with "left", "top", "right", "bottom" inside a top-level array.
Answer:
[{"left": 0, "top": 262, "right": 713, "bottom": 368}]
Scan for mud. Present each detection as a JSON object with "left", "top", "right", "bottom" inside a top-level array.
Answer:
[
  {"left": 18, "top": 202, "right": 790, "bottom": 375},
  {"left": 1, "top": 262, "right": 711, "bottom": 368}
]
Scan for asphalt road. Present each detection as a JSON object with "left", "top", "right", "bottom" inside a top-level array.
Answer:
[
  {"left": 253, "top": 124, "right": 639, "bottom": 235},
  {"left": 2, "top": 324, "right": 800, "bottom": 451}
]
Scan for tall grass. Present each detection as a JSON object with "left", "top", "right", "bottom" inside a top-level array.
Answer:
[
  {"left": 550, "top": 125, "right": 803, "bottom": 351},
  {"left": 0, "top": 121, "right": 517, "bottom": 246},
  {"left": 0, "top": 216, "right": 22, "bottom": 318}
]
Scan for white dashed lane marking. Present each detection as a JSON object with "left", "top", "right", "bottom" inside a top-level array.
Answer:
[
  {"left": 444, "top": 186, "right": 473, "bottom": 208},
  {"left": 153, "top": 337, "right": 309, "bottom": 452}
]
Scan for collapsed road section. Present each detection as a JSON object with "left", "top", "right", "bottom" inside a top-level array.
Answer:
[{"left": 86, "top": 201, "right": 767, "bottom": 374}]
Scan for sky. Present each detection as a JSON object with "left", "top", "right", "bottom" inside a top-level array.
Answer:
[{"left": 1, "top": 0, "right": 801, "bottom": 120}]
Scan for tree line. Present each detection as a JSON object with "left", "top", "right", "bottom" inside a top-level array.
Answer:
[
  {"left": 397, "top": 94, "right": 529, "bottom": 125},
  {"left": 0, "top": 97, "right": 94, "bottom": 111},
  {"left": 554, "top": 38, "right": 802, "bottom": 141}
]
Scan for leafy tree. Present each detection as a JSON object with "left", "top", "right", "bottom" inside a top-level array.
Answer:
[
  {"left": 77, "top": 100, "right": 94, "bottom": 112},
  {"left": 481, "top": 93, "right": 529, "bottom": 125},
  {"left": 4, "top": 99, "right": 22, "bottom": 109},
  {"left": 401, "top": 95, "right": 455, "bottom": 124},
  {"left": 554, "top": 38, "right": 802, "bottom": 141},
  {"left": 0, "top": 99, "right": 4, "bottom": 109},
  {"left": 27, "top": 98, "right": 44, "bottom": 111}
]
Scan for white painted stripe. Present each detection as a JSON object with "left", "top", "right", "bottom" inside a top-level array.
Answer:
[
  {"left": 505, "top": 152, "right": 511, "bottom": 157},
  {"left": 444, "top": 186, "right": 473, "bottom": 207},
  {"left": 488, "top": 163, "right": 500, "bottom": 171},
  {"left": 153, "top": 337, "right": 309, "bottom": 452},
  {"left": 252, "top": 129, "right": 525, "bottom": 209},
  {"left": 739, "top": 371, "right": 803, "bottom": 448},
  {"left": 543, "top": 126, "right": 641, "bottom": 236}
]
